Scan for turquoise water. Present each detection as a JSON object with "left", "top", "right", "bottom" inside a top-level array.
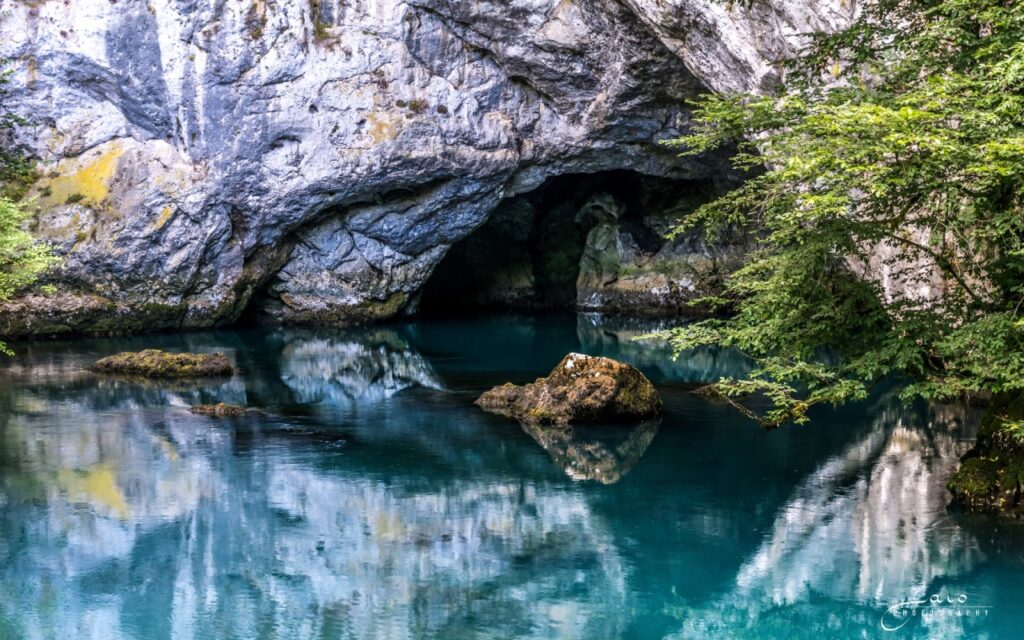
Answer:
[{"left": 0, "top": 314, "right": 1021, "bottom": 639}]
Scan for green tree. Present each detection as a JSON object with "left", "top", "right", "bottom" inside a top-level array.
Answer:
[
  {"left": 0, "top": 197, "right": 55, "bottom": 354},
  {"left": 0, "top": 60, "right": 35, "bottom": 200},
  {"left": 656, "top": 0, "right": 1024, "bottom": 428},
  {"left": 0, "top": 61, "right": 56, "bottom": 354}
]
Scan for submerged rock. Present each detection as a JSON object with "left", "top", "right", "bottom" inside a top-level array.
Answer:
[
  {"left": 948, "top": 395, "right": 1024, "bottom": 517},
  {"left": 476, "top": 353, "right": 661, "bottom": 425},
  {"left": 91, "top": 350, "right": 233, "bottom": 378},
  {"left": 190, "top": 403, "right": 248, "bottom": 418}
]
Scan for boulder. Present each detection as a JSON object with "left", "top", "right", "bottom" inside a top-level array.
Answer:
[
  {"left": 190, "top": 403, "right": 248, "bottom": 417},
  {"left": 476, "top": 353, "right": 661, "bottom": 424},
  {"left": 90, "top": 350, "right": 233, "bottom": 378}
]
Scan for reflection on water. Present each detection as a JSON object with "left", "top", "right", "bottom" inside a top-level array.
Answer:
[
  {"left": 737, "top": 406, "right": 980, "bottom": 603},
  {"left": 521, "top": 421, "right": 659, "bottom": 485},
  {"left": 0, "top": 316, "right": 1017, "bottom": 639},
  {"left": 574, "top": 313, "right": 750, "bottom": 384},
  {"left": 675, "top": 404, "right": 986, "bottom": 639},
  {"left": 280, "top": 329, "right": 443, "bottom": 407}
]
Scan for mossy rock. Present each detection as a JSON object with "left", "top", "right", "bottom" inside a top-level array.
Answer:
[
  {"left": 190, "top": 403, "right": 248, "bottom": 417},
  {"left": 948, "top": 393, "right": 1024, "bottom": 517},
  {"left": 948, "top": 458, "right": 1004, "bottom": 509},
  {"left": 90, "top": 350, "right": 233, "bottom": 378},
  {"left": 476, "top": 353, "right": 662, "bottom": 425}
]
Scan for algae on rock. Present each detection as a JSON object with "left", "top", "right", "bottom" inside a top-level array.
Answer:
[
  {"left": 91, "top": 350, "right": 234, "bottom": 378},
  {"left": 476, "top": 353, "right": 662, "bottom": 425},
  {"left": 948, "top": 395, "right": 1024, "bottom": 518},
  {"left": 190, "top": 403, "right": 248, "bottom": 417}
]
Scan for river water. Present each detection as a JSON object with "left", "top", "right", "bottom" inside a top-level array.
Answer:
[{"left": 0, "top": 314, "right": 1021, "bottom": 639}]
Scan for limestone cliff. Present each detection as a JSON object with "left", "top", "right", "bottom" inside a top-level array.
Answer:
[{"left": 0, "top": 0, "right": 853, "bottom": 335}]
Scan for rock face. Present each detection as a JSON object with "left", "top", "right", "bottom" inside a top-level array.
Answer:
[
  {"left": 572, "top": 175, "right": 749, "bottom": 314},
  {"left": 476, "top": 353, "right": 662, "bottom": 424},
  {"left": 0, "top": 0, "right": 853, "bottom": 335}
]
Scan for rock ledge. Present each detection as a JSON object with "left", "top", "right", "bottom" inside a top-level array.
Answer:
[
  {"left": 90, "top": 350, "right": 233, "bottom": 378},
  {"left": 190, "top": 403, "right": 249, "bottom": 417}
]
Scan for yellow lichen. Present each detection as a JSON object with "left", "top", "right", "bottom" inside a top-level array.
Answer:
[
  {"left": 366, "top": 112, "right": 399, "bottom": 144},
  {"left": 40, "top": 141, "right": 124, "bottom": 207},
  {"left": 152, "top": 205, "right": 174, "bottom": 231}
]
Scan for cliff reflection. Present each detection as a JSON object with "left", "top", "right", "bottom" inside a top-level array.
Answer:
[
  {"left": 0, "top": 322, "right": 997, "bottom": 640},
  {"left": 0, "top": 332, "right": 629, "bottom": 640},
  {"left": 279, "top": 329, "right": 444, "bottom": 407},
  {"left": 521, "top": 420, "right": 659, "bottom": 484},
  {"left": 673, "top": 402, "right": 983, "bottom": 639},
  {"left": 575, "top": 313, "right": 750, "bottom": 384}
]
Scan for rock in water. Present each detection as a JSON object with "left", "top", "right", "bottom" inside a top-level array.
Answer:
[
  {"left": 90, "top": 350, "right": 233, "bottom": 378},
  {"left": 476, "top": 353, "right": 661, "bottom": 424},
  {"left": 190, "top": 403, "right": 248, "bottom": 417}
]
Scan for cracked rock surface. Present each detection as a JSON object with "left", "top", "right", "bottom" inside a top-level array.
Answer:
[{"left": 0, "top": 0, "right": 852, "bottom": 335}]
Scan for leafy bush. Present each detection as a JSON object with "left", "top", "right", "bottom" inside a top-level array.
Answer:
[
  {"left": 0, "top": 60, "right": 58, "bottom": 354},
  {"left": 653, "top": 0, "right": 1024, "bottom": 427}
]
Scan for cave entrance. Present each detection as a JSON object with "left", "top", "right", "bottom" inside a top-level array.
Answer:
[{"left": 417, "top": 170, "right": 723, "bottom": 317}]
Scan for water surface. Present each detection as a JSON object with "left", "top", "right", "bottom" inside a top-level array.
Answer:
[{"left": 1, "top": 314, "right": 1021, "bottom": 639}]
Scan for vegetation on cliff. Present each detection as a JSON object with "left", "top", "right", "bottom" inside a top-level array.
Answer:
[
  {"left": 0, "top": 196, "right": 55, "bottom": 353},
  {"left": 0, "top": 62, "right": 35, "bottom": 201},
  {"left": 657, "top": 0, "right": 1024, "bottom": 429},
  {"left": 0, "top": 61, "right": 57, "bottom": 354}
]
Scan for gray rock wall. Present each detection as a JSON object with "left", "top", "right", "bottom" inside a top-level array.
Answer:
[{"left": 0, "top": 0, "right": 852, "bottom": 335}]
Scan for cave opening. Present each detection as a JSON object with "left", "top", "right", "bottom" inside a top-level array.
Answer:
[{"left": 417, "top": 169, "right": 729, "bottom": 317}]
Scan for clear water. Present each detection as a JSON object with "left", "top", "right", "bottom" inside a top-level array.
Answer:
[{"left": 1, "top": 314, "right": 1022, "bottom": 640}]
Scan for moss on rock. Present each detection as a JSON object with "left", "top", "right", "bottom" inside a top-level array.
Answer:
[
  {"left": 91, "top": 349, "right": 233, "bottom": 378},
  {"left": 476, "top": 353, "right": 662, "bottom": 425},
  {"left": 0, "top": 293, "right": 193, "bottom": 338},
  {"left": 948, "top": 394, "right": 1024, "bottom": 517},
  {"left": 190, "top": 403, "right": 248, "bottom": 417}
]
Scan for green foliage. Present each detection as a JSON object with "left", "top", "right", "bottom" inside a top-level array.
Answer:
[
  {"left": 312, "top": 19, "right": 331, "bottom": 42},
  {"left": 0, "top": 59, "right": 58, "bottom": 355},
  {"left": 653, "top": 0, "right": 1024, "bottom": 427},
  {"left": 0, "top": 196, "right": 58, "bottom": 354},
  {"left": 0, "top": 61, "right": 36, "bottom": 201},
  {"left": 406, "top": 99, "right": 428, "bottom": 114}
]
